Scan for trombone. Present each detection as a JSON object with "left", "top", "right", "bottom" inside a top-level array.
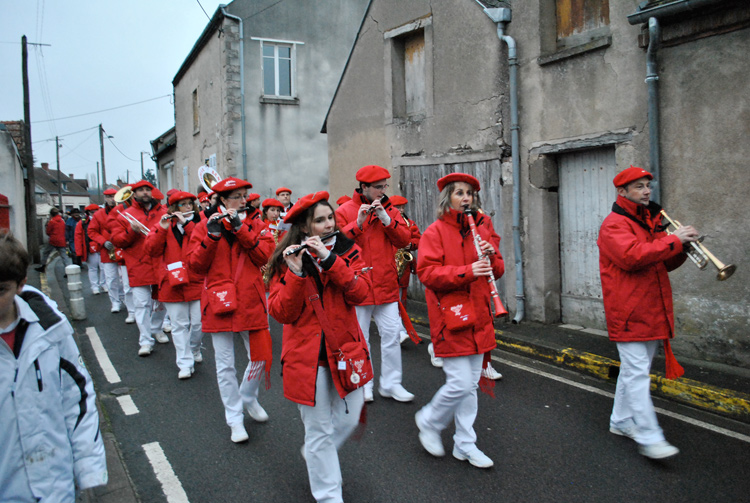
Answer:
[{"left": 660, "top": 210, "right": 736, "bottom": 281}]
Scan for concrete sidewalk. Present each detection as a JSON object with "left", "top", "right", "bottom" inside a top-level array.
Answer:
[{"left": 407, "top": 299, "right": 750, "bottom": 424}]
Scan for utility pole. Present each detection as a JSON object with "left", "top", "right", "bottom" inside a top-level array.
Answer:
[
  {"left": 99, "top": 124, "right": 107, "bottom": 187},
  {"left": 96, "top": 161, "right": 101, "bottom": 200},
  {"left": 140, "top": 152, "right": 145, "bottom": 179},
  {"left": 55, "top": 136, "right": 62, "bottom": 209},
  {"left": 21, "top": 35, "right": 39, "bottom": 260}
]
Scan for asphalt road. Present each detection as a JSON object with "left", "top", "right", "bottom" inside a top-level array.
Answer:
[{"left": 65, "top": 271, "right": 750, "bottom": 503}]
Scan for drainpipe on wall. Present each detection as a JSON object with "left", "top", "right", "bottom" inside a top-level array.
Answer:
[
  {"left": 646, "top": 17, "right": 662, "bottom": 204},
  {"left": 483, "top": 6, "right": 525, "bottom": 323},
  {"left": 221, "top": 7, "right": 248, "bottom": 180}
]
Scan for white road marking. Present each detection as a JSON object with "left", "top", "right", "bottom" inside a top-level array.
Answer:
[
  {"left": 85, "top": 326, "right": 121, "bottom": 384},
  {"left": 116, "top": 395, "right": 139, "bottom": 416},
  {"left": 142, "top": 442, "right": 189, "bottom": 503},
  {"left": 493, "top": 355, "right": 750, "bottom": 444}
]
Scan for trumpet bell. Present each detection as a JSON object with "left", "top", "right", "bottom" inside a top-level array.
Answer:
[
  {"left": 114, "top": 186, "right": 133, "bottom": 204},
  {"left": 198, "top": 166, "right": 222, "bottom": 193},
  {"left": 717, "top": 264, "right": 736, "bottom": 281}
]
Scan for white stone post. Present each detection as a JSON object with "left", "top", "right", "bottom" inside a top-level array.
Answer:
[{"left": 66, "top": 264, "right": 87, "bottom": 320}]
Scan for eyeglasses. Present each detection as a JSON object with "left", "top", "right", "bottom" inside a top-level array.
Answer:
[
  {"left": 225, "top": 194, "right": 246, "bottom": 201},
  {"left": 179, "top": 201, "right": 194, "bottom": 208},
  {"left": 371, "top": 183, "right": 389, "bottom": 191}
]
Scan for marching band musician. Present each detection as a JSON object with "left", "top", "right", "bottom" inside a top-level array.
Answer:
[
  {"left": 262, "top": 198, "right": 284, "bottom": 228},
  {"left": 389, "top": 195, "right": 421, "bottom": 345},
  {"left": 415, "top": 173, "right": 504, "bottom": 469},
  {"left": 267, "top": 191, "right": 371, "bottom": 503},
  {"left": 88, "top": 188, "right": 126, "bottom": 314},
  {"left": 145, "top": 191, "right": 205, "bottom": 380},
  {"left": 598, "top": 166, "right": 697, "bottom": 460},
  {"left": 276, "top": 187, "right": 293, "bottom": 233},
  {"left": 187, "top": 177, "right": 275, "bottom": 444},
  {"left": 110, "top": 180, "right": 168, "bottom": 356},
  {"left": 75, "top": 204, "right": 106, "bottom": 295},
  {"left": 335, "top": 165, "right": 414, "bottom": 403}
]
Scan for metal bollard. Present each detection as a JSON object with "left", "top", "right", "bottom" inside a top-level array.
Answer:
[{"left": 65, "top": 264, "right": 87, "bottom": 320}]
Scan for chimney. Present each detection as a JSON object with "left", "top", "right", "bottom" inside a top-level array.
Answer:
[
  {"left": 69, "top": 173, "right": 75, "bottom": 179},
  {"left": 42, "top": 162, "right": 49, "bottom": 171}
]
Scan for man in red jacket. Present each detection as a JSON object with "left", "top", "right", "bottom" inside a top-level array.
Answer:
[
  {"left": 36, "top": 207, "right": 72, "bottom": 272},
  {"left": 75, "top": 204, "right": 106, "bottom": 294},
  {"left": 88, "top": 188, "right": 126, "bottom": 313},
  {"left": 110, "top": 180, "right": 168, "bottom": 356},
  {"left": 598, "top": 166, "right": 697, "bottom": 460},
  {"left": 335, "top": 165, "right": 414, "bottom": 402}
]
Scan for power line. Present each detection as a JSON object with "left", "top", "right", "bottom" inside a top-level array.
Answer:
[
  {"left": 106, "top": 135, "right": 139, "bottom": 163},
  {"left": 33, "top": 125, "right": 99, "bottom": 144},
  {"left": 32, "top": 94, "right": 172, "bottom": 123},
  {"left": 195, "top": 0, "right": 211, "bottom": 21}
]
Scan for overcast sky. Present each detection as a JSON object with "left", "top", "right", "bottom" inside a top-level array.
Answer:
[{"left": 1, "top": 0, "right": 227, "bottom": 188}]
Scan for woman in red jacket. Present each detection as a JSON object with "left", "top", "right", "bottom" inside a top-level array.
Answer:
[
  {"left": 267, "top": 191, "right": 371, "bottom": 503},
  {"left": 36, "top": 207, "right": 72, "bottom": 272},
  {"left": 75, "top": 204, "right": 106, "bottom": 294},
  {"left": 187, "top": 177, "right": 275, "bottom": 444},
  {"left": 415, "top": 173, "right": 504, "bottom": 470},
  {"left": 145, "top": 191, "right": 204, "bottom": 380}
]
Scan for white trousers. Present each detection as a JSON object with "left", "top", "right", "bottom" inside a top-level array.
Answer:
[
  {"left": 210, "top": 331, "right": 264, "bottom": 427},
  {"left": 611, "top": 340, "right": 665, "bottom": 445},
  {"left": 299, "top": 368, "right": 364, "bottom": 503},
  {"left": 355, "top": 302, "right": 402, "bottom": 391},
  {"left": 132, "top": 286, "right": 166, "bottom": 347},
  {"left": 419, "top": 353, "right": 483, "bottom": 453},
  {"left": 102, "top": 262, "right": 124, "bottom": 309},
  {"left": 119, "top": 265, "right": 135, "bottom": 315},
  {"left": 164, "top": 301, "right": 203, "bottom": 371},
  {"left": 86, "top": 252, "right": 105, "bottom": 290}
]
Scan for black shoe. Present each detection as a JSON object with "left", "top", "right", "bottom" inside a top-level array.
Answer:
[
  {"left": 35, "top": 265, "right": 46, "bottom": 273},
  {"left": 63, "top": 274, "right": 67, "bottom": 279}
]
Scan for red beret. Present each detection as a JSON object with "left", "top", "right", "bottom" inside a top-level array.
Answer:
[
  {"left": 211, "top": 177, "right": 252, "bottom": 193},
  {"left": 151, "top": 188, "right": 165, "bottom": 200},
  {"left": 103, "top": 188, "right": 118, "bottom": 196},
  {"left": 336, "top": 195, "right": 352, "bottom": 206},
  {"left": 613, "top": 166, "right": 653, "bottom": 187},
  {"left": 437, "top": 173, "right": 481, "bottom": 192},
  {"left": 168, "top": 191, "right": 196, "bottom": 206},
  {"left": 389, "top": 195, "right": 408, "bottom": 206},
  {"left": 166, "top": 189, "right": 178, "bottom": 197},
  {"left": 199, "top": 194, "right": 209, "bottom": 203},
  {"left": 246, "top": 193, "right": 260, "bottom": 202},
  {"left": 262, "top": 198, "right": 284, "bottom": 209},
  {"left": 85, "top": 204, "right": 100, "bottom": 212},
  {"left": 130, "top": 180, "right": 155, "bottom": 191},
  {"left": 276, "top": 187, "right": 292, "bottom": 195},
  {"left": 356, "top": 165, "right": 391, "bottom": 183},
  {"left": 284, "top": 191, "right": 329, "bottom": 224}
]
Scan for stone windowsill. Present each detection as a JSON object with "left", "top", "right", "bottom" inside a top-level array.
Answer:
[
  {"left": 260, "top": 96, "right": 300, "bottom": 106},
  {"left": 538, "top": 35, "right": 612, "bottom": 66}
]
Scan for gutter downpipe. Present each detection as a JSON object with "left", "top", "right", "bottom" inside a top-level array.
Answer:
[
  {"left": 646, "top": 17, "right": 662, "bottom": 204},
  {"left": 221, "top": 7, "right": 248, "bottom": 180},
  {"left": 484, "top": 7, "right": 525, "bottom": 323}
]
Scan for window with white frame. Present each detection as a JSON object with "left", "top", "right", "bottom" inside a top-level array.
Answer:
[{"left": 253, "top": 37, "right": 304, "bottom": 101}]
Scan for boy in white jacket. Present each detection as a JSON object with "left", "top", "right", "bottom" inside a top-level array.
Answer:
[{"left": 0, "top": 231, "right": 108, "bottom": 502}]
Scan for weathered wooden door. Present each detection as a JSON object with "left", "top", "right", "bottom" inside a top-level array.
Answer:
[
  {"left": 399, "top": 160, "right": 504, "bottom": 302},
  {"left": 558, "top": 148, "right": 616, "bottom": 328}
]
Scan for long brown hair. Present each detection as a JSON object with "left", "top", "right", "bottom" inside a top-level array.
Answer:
[{"left": 267, "top": 200, "right": 338, "bottom": 279}]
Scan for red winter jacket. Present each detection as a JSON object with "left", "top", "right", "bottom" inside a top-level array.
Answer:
[
  {"left": 397, "top": 217, "right": 421, "bottom": 291},
  {"left": 46, "top": 215, "right": 67, "bottom": 247},
  {"left": 145, "top": 217, "right": 204, "bottom": 303},
  {"left": 74, "top": 219, "right": 98, "bottom": 262},
  {"left": 109, "top": 200, "right": 166, "bottom": 287},
  {"left": 335, "top": 192, "right": 411, "bottom": 305},
  {"left": 269, "top": 240, "right": 371, "bottom": 405},
  {"left": 187, "top": 208, "right": 275, "bottom": 333},
  {"left": 87, "top": 206, "right": 118, "bottom": 264},
  {"left": 597, "top": 196, "right": 687, "bottom": 342},
  {"left": 417, "top": 209, "right": 505, "bottom": 358}
]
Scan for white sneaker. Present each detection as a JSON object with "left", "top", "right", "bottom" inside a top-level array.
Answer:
[
  {"left": 101, "top": 286, "right": 108, "bottom": 293},
  {"left": 125, "top": 314, "right": 136, "bottom": 324},
  {"left": 193, "top": 350, "right": 203, "bottom": 363},
  {"left": 154, "top": 332, "right": 169, "bottom": 344},
  {"left": 178, "top": 368, "right": 193, "bottom": 380},
  {"left": 364, "top": 387, "right": 374, "bottom": 402},
  {"left": 399, "top": 331, "right": 410, "bottom": 344},
  {"left": 638, "top": 441, "right": 679, "bottom": 459},
  {"left": 378, "top": 384, "right": 414, "bottom": 402},
  {"left": 453, "top": 446, "right": 494, "bottom": 468},
  {"left": 428, "top": 343, "right": 443, "bottom": 368},
  {"left": 415, "top": 410, "right": 445, "bottom": 457},
  {"left": 162, "top": 323, "right": 172, "bottom": 334},
  {"left": 91, "top": 288, "right": 100, "bottom": 295},
  {"left": 138, "top": 345, "right": 153, "bottom": 357},
  {"left": 246, "top": 401, "right": 269, "bottom": 422},
  {"left": 482, "top": 362, "right": 503, "bottom": 380},
  {"left": 111, "top": 304, "right": 122, "bottom": 313},
  {"left": 230, "top": 424, "right": 249, "bottom": 443},
  {"left": 609, "top": 424, "right": 637, "bottom": 440}
]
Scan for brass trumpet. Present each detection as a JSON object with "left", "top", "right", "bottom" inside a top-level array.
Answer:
[
  {"left": 659, "top": 210, "right": 736, "bottom": 281},
  {"left": 117, "top": 209, "right": 150, "bottom": 236}
]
